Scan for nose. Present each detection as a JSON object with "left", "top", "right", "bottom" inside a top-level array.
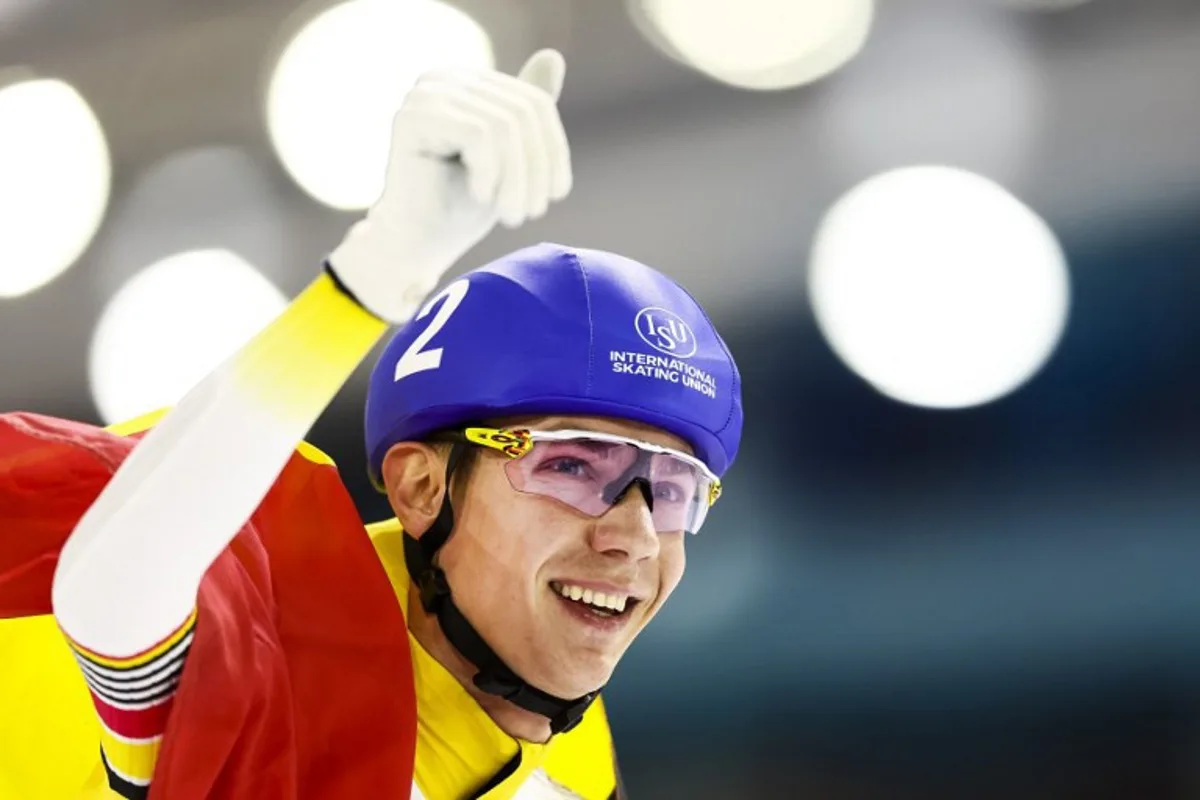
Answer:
[{"left": 588, "top": 484, "right": 660, "bottom": 563}]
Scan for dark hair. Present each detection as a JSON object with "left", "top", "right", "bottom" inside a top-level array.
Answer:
[{"left": 422, "top": 432, "right": 479, "bottom": 506}]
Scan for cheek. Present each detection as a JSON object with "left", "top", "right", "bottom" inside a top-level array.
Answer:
[
  {"left": 442, "top": 466, "right": 576, "bottom": 601},
  {"left": 631, "top": 536, "right": 686, "bottom": 635},
  {"left": 656, "top": 535, "right": 688, "bottom": 603}
]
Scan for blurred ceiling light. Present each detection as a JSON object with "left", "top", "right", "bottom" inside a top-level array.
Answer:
[
  {"left": 89, "top": 250, "right": 288, "bottom": 424},
  {"left": 0, "top": 78, "right": 110, "bottom": 298},
  {"left": 808, "top": 165, "right": 1070, "bottom": 409},
  {"left": 266, "top": 0, "right": 494, "bottom": 211},
  {"left": 630, "top": 0, "right": 873, "bottom": 91}
]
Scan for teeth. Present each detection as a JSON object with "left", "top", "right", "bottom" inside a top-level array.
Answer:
[{"left": 554, "top": 582, "right": 630, "bottom": 614}]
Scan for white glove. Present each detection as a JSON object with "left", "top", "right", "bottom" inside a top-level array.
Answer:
[{"left": 327, "top": 49, "right": 572, "bottom": 323}]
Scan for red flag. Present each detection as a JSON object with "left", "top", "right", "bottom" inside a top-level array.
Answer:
[{"left": 0, "top": 412, "right": 417, "bottom": 800}]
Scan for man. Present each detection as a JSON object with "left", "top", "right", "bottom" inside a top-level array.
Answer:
[{"left": 0, "top": 49, "right": 742, "bottom": 799}]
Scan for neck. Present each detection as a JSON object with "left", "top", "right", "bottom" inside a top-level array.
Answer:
[{"left": 407, "top": 585, "right": 554, "bottom": 744}]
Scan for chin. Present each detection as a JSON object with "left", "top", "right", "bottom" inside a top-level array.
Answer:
[
  {"left": 533, "top": 654, "right": 617, "bottom": 699},
  {"left": 570, "top": 654, "right": 622, "bottom": 694}
]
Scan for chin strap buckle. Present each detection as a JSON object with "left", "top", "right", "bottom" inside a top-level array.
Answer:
[
  {"left": 473, "top": 671, "right": 597, "bottom": 735},
  {"left": 418, "top": 567, "right": 451, "bottom": 613},
  {"left": 549, "top": 692, "right": 596, "bottom": 734}
]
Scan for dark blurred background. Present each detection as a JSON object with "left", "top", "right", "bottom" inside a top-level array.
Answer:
[{"left": 3, "top": 0, "right": 1200, "bottom": 797}]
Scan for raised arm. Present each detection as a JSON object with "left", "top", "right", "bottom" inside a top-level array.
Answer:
[{"left": 52, "top": 48, "right": 570, "bottom": 666}]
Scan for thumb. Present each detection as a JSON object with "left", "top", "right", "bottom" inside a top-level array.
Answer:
[{"left": 517, "top": 48, "right": 566, "bottom": 102}]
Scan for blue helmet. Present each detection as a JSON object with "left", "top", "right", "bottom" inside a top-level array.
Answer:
[{"left": 364, "top": 242, "right": 743, "bottom": 483}]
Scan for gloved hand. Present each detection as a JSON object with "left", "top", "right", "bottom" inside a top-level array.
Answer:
[{"left": 327, "top": 49, "right": 572, "bottom": 323}]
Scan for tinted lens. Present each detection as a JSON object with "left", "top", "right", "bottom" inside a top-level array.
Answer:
[{"left": 503, "top": 438, "right": 711, "bottom": 533}]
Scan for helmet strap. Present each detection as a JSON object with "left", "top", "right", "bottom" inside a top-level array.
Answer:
[{"left": 402, "top": 442, "right": 599, "bottom": 735}]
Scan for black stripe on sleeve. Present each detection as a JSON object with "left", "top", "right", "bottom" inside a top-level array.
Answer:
[{"left": 101, "top": 747, "right": 150, "bottom": 800}]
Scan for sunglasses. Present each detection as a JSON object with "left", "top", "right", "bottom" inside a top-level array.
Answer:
[{"left": 433, "top": 427, "right": 722, "bottom": 535}]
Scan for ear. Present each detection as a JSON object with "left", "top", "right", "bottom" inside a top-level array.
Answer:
[{"left": 380, "top": 441, "right": 446, "bottom": 538}]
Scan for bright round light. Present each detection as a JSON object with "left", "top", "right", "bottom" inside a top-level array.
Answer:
[
  {"left": 0, "top": 79, "right": 110, "bottom": 297},
  {"left": 809, "top": 166, "right": 1070, "bottom": 409},
  {"left": 633, "top": 0, "right": 873, "bottom": 91},
  {"left": 267, "top": 0, "right": 494, "bottom": 210},
  {"left": 89, "top": 250, "right": 288, "bottom": 423}
]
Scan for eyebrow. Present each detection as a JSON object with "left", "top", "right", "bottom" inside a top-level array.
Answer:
[
  {"left": 529, "top": 418, "right": 694, "bottom": 457},
  {"left": 654, "top": 456, "right": 693, "bottom": 474},
  {"left": 532, "top": 418, "right": 572, "bottom": 432},
  {"left": 550, "top": 438, "right": 621, "bottom": 455}
]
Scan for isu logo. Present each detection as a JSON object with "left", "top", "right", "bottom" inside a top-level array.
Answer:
[{"left": 634, "top": 307, "right": 697, "bottom": 358}]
